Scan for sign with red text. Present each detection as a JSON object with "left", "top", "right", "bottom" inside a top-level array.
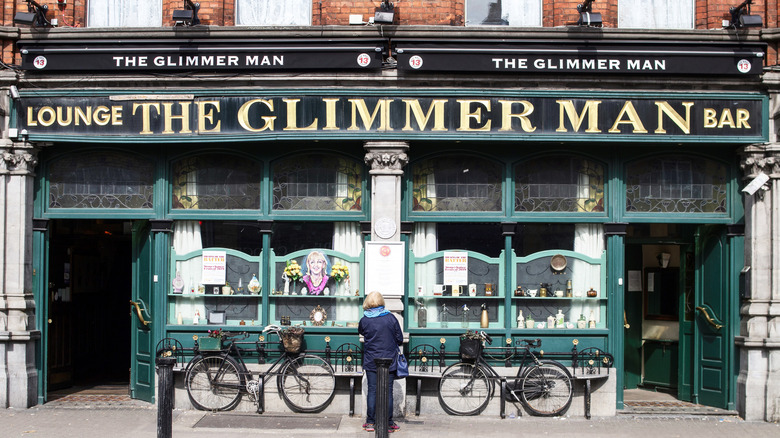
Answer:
[
  {"left": 201, "top": 250, "right": 226, "bottom": 285},
  {"left": 443, "top": 252, "right": 468, "bottom": 286}
]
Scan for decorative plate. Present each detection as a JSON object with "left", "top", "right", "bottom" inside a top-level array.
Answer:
[{"left": 551, "top": 254, "right": 567, "bottom": 272}]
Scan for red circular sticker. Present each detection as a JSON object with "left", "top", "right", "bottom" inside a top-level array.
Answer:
[
  {"left": 409, "top": 55, "right": 423, "bottom": 69},
  {"left": 737, "top": 59, "right": 752, "bottom": 74},
  {"left": 357, "top": 53, "right": 372, "bottom": 67},
  {"left": 33, "top": 56, "right": 47, "bottom": 69},
  {"left": 379, "top": 245, "right": 391, "bottom": 257}
]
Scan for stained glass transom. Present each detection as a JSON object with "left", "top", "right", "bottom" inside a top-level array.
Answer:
[
  {"left": 48, "top": 152, "right": 154, "bottom": 209},
  {"left": 272, "top": 154, "right": 362, "bottom": 211},
  {"left": 515, "top": 156, "right": 605, "bottom": 213},
  {"left": 172, "top": 154, "right": 261, "bottom": 210},
  {"left": 625, "top": 156, "right": 728, "bottom": 213},
  {"left": 412, "top": 156, "right": 502, "bottom": 212}
]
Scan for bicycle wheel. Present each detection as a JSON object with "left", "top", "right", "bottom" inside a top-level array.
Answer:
[
  {"left": 519, "top": 360, "right": 572, "bottom": 416},
  {"left": 438, "top": 362, "right": 493, "bottom": 416},
  {"left": 278, "top": 354, "right": 336, "bottom": 413},
  {"left": 186, "top": 355, "right": 244, "bottom": 411}
]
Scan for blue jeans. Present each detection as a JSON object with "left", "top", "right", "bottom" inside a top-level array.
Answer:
[{"left": 365, "top": 370, "right": 395, "bottom": 425}]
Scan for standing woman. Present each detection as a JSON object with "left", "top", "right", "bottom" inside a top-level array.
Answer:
[{"left": 359, "top": 291, "right": 403, "bottom": 433}]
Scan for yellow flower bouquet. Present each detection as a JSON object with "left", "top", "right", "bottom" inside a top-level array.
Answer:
[{"left": 330, "top": 263, "right": 350, "bottom": 283}]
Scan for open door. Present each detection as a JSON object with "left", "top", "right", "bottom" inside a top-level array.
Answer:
[
  {"left": 692, "top": 226, "right": 730, "bottom": 409},
  {"left": 130, "top": 221, "right": 155, "bottom": 402}
]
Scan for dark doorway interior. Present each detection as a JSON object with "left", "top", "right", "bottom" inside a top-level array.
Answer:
[{"left": 47, "top": 219, "right": 132, "bottom": 396}]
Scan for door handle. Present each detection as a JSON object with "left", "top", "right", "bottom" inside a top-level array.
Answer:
[
  {"left": 129, "top": 300, "right": 152, "bottom": 326},
  {"left": 695, "top": 306, "right": 722, "bottom": 330},
  {"left": 623, "top": 310, "right": 630, "bottom": 329}
]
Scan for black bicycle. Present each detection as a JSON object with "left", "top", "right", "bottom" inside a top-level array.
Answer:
[
  {"left": 184, "top": 325, "right": 336, "bottom": 413},
  {"left": 438, "top": 332, "right": 573, "bottom": 416}
]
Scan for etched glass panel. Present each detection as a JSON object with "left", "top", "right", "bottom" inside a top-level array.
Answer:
[
  {"left": 412, "top": 156, "right": 502, "bottom": 212},
  {"left": 172, "top": 154, "right": 261, "bottom": 210},
  {"left": 272, "top": 154, "right": 362, "bottom": 211},
  {"left": 48, "top": 152, "right": 154, "bottom": 209},
  {"left": 515, "top": 156, "right": 605, "bottom": 213},
  {"left": 625, "top": 156, "right": 728, "bottom": 213}
]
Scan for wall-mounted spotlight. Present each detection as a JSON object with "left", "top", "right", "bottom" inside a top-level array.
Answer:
[
  {"left": 173, "top": 0, "right": 200, "bottom": 26},
  {"left": 730, "top": 0, "right": 762, "bottom": 28},
  {"left": 9, "top": 85, "right": 20, "bottom": 100},
  {"left": 577, "top": 0, "right": 602, "bottom": 27},
  {"left": 14, "top": 0, "right": 50, "bottom": 27},
  {"left": 374, "top": 1, "right": 395, "bottom": 24}
]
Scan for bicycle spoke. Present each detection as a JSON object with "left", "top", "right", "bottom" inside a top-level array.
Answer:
[
  {"left": 520, "top": 362, "right": 572, "bottom": 416},
  {"left": 186, "top": 355, "right": 243, "bottom": 411},
  {"left": 438, "top": 363, "right": 492, "bottom": 416},
  {"left": 279, "top": 355, "right": 335, "bottom": 413}
]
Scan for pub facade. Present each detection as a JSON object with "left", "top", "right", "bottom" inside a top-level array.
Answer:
[{"left": 0, "top": 0, "right": 779, "bottom": 422}]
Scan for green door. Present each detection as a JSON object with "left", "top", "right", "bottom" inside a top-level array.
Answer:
[
  {"left": 130, "top": 221, "right": 154, "bottom": 402},
  {"left": 693, "top": 226, "right": 730, "bottom": 408}
]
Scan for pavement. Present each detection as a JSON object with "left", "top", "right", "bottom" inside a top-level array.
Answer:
[{"left": 1, "top": 404, "right": 779, "bottom": 438}]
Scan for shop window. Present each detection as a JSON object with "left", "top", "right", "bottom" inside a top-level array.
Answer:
[
  {"left": 465, "top": 0, "right": 542, "bottom": 26},
  {"left": 514, "top": 155, "right": 605, "bottom": 213},
  {"left": 87, "top": 0, "right": 162, "bottom": 27},
  {"left": 172, "top": 154, "right": 261, "bottom": 210},
  {"left": 272, "top": 154, "right": 362, "bottom": 212},
  {"left": 625, "top": 155, "right": 728, "bottom": 214},
  {"left": 412, "top": 155, "right": 502, "bottom": 212},
  {"left": 48, "top": 151, "right": 154, "bottom": 209},
  {"left": 235, "top": 0, "right": 312, "bottom": 25},
  {"left": 618, "top": 0, "right": 694, "bottom": 29}
]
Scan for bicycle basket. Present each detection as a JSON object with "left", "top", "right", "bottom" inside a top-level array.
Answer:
[
  {"left": 459, "top": 338, "right": 482, "bottom": 361},
  {"left": 280, "top": 327, "right": 305, "bottom": 354},
  {"left": 197, "top": 336, "right": 222, "bottom": 351}
]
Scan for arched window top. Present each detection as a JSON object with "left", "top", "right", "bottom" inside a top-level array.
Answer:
[
  {"left": 625, "top": 155, "right": 728, "bottom": 214},
  {"left": 172, "top": 153, "right": 261, "bottom": 210},
  {"left": 48, "top": 151, "right": 154, "bottom": 209},
  {"left": 272, "top": 154, "right": 362, "bottom": 212},
  {"left": 412, "top": 155, "right": 502, "bottom": 212},
  {"left": 515, "top": 155, "right": 605, "bottom": 213}
]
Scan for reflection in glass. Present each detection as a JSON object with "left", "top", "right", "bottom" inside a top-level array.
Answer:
[
  {"left": 515, "top": 155, "right": 605, "bottom": 213},
  {"left": 172, "top": 154, "right": 261, "bottom": 210},
  {"left": 272, "top": 154, "right": 362, "bottom": 211},
  {"left": 412, "top": 156, "right": 502, "bottom": 212}
]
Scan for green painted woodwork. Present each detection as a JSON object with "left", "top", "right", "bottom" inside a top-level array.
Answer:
[
  {"left": 623, "top": 244, "right": 643, "bottom": 390},
  {"left": 643, "top": 340, "right": 679, "bottom": 388},
  {"left": 130, "top": 222, "right": 155, "bottom": 403}
]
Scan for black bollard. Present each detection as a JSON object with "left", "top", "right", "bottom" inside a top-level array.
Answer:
[
  {"left": 374, "top": 358, "right": 392, "bottom": 438},
  {"left": 156, "top": 356, "right": 176, "bottom": 438}
]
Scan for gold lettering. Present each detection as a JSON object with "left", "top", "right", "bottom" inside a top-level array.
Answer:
[
  {"left": 556, "top": 100, "right": 601, "bottom": 133},
  {"left": 26, "top": 107, "right": 37, "bottom": 126},
  {"left": 162, "top": 102, "right": 192, "bottom": 134},
  {"left": 348, "top": 99, "right": 393, "bottom": 131},
  {"left": 56, "top": 107, "right": 73, "bottom": 126},
  {"left": 655, "top": 101, "right": 693, "bottom": 134},
  {"left": 608, "top": 101, "right": 647, "bottom": 133},
  {"left": 457, "top": 100, "right": 491, "bottom": 131},
  {"left": 283, "top": 98, "right": 318, "bottom": 130},
  {"left": 132, "top": 103, "right": 161, "bottom": 135},
  {"left": 703, "top": 108, "right": 717, "bottom": 128},
  {"left": 38, "top": 107, "right": 56, "bottom": 127},
  {"left": 499, "top": 100, "right": 536, "bottom": 132},
  {"left": 75, "top": 107, "right": 91, "bottom": 126},
  {"left": 196, "top": 100, "right": 221, "bottom": 133},
  {"left": 111, "top": 106, "right": 123, "bottom": 126},
  {"left": 237, "top": 98, "right": 275, "bottom": 132},
  {"left": 736, "top": 109, "right": 751, "bottom": 129},
  {"left": 323, "top": 98, "right": 339, "bottom": 130},
  {"left": 403, "top": 99, "right": 447, "bottom": 131},
  {"left": 718, "top": 109, "right": 735, "bottom": 128},
  {"left": 94, "top": 106, "right": 111, "bottom": 126}
]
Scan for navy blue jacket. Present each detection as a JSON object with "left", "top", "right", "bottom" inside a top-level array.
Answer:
[{"left": 358, "top": 312, "right": 403, "bottom": 372}]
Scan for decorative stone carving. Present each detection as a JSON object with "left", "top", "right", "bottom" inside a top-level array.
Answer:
[
  {"left": 1, "top": 148, "right": 39, "bottom": 175},
  {"left": 364, "top": 150, "right": 408, "bottom": 172}
]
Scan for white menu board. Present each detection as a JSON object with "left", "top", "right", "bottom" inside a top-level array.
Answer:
[
  {"left": 364, "top": 242, "right": 406, "bottom": 296},
  {"left": 201, "top": 250, "right": 226, "bottom": 285}
]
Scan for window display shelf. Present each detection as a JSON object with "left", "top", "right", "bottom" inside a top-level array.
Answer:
[
  {"left": 411, "top": 295, "right": 504, "bottom": 299},
  {"left": 169, "top": 293, "right": 261, "bottom": 298},
  {"left": 511, "top": 296, "right": 606, "bottom": 301}
]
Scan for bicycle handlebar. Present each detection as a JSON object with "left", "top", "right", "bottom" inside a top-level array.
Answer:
[
  {"left": 479, "top": 331, "right": 493, "bottom": 345},
  {"left": 516, "top": 338, "right": 542, "bottom": 348}
]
